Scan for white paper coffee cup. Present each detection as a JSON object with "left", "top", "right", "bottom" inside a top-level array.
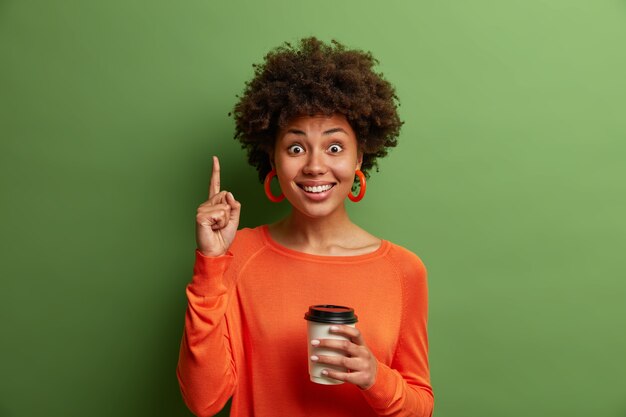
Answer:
[{"left": 304, "top": 305, "right": 358, "bottom": 385}]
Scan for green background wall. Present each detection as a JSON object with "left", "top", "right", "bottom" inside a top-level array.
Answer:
[{"left": 1, "top": 1, "right": 625, "bottom": 416}]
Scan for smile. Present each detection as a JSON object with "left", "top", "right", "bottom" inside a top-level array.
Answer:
[{"left": 298, "top": 183, "right": 336, "bottom": 193}]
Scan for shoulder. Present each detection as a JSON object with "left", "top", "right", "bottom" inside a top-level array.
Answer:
[
  {"left": 220, "top": 226, "right": 269, "bottom": 279},
  {"left": 383, "top": 241, "right": 428, "bottom": 284},
  {"left": 384, "top": 241, "right": 430, "bottom": 313},
  {"left": 230, "top": 225, "right": 267, "bottom": 256}
]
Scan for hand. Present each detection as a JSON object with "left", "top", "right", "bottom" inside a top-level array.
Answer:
[
  {"left": 311, "top": 325, "right": 378, "bottom": 390},
  {"left": 195, "top": 156, "right": 241, "bottom": 257}
]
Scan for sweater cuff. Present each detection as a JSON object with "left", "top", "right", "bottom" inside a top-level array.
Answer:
[
  {"left": 360, "top": 361, "right": 400, "bottom": 411},
  {"left": 188, "top": 249, "right": 234, "bottom": 296}
]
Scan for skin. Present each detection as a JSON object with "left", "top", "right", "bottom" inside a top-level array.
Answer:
[
  {"left": 269, "top": 114, "right": 380, "bottom": 256},
  {"left": 195, "top": 113, "right": 380, "bottom": 389}
]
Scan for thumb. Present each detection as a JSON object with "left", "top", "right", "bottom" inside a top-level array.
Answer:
[{"left": 226, "top": 192, "right": 241, "bottom": 222}]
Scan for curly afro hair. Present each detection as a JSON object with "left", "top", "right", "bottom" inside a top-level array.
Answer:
[{"left": 231, "top": 37, "right": 403, "bottom": 183}]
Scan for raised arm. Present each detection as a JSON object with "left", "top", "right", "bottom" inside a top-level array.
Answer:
[{"left": 177, "top": 156, "right": 242, "bottom": 417}]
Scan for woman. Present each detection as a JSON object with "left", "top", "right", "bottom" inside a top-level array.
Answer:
[{"left": 177, "top": 37, "right": 433, "bottom": 417}]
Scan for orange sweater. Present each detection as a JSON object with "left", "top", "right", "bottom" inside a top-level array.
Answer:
[{"left": 177, "top": 225, "right": 433, "bottom": 417}]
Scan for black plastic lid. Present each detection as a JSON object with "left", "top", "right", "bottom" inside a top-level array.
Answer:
[{"left": 304, "top": 305, "right": 358, "bottom": 324}]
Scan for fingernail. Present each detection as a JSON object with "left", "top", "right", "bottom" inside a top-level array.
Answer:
[
  {"left": 310, "top": 340, "right": 320, "bottom": 346},
  {"left": 330, "top": 326, "right": 339, "bottom": 331},
  {"left": 321, "top": 370, "right": 328, "bottom": 376},
  {"left": 310, "top": 355, "right": 319, "bottom": 361}
]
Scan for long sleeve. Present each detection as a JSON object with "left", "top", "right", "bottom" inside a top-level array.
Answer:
[
  {"left": 176, "top": 250, "right": 238, "bottom": 417},
  {"left": 176, "top": 226, "right": 435, "bottom": 417},
  {"left": 360, "top": 252, "right": 434, "bottom": 417}
]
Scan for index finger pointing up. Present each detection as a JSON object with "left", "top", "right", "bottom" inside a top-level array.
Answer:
[{"left": 209, "top": 156, "right": 221, "bottom": 198}]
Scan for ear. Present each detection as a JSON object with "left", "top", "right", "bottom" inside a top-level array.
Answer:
[{"left": 356, "top": 151, "right": 363, "bottom": 171}]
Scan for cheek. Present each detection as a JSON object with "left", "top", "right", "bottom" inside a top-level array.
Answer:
[
  {"left": 337, "top": 160, "right": 358, "bottom": 178},
  {"left": 275, "top": 158, "right": 295, "bottom": 174},
  {"left": 274, "top": 160, "right": 299, "bottom": 187}
]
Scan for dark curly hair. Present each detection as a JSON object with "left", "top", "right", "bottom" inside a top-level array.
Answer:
[{"left": 231, "top": 37, "right": 403, "bottom": 183}]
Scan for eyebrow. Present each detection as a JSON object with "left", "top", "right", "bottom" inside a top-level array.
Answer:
[{"left": 286, "top": 128, "right": 348, "bottom": 136}]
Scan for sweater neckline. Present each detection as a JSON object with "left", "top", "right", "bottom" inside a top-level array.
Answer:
[{"left": 259, "top": 224, "right": 390, "bottom": 263}]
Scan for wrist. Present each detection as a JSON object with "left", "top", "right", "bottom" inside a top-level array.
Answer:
[{"left": 196, "top": 247, "right": 226, "bottom": 258}]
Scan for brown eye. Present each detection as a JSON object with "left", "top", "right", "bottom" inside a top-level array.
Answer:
[
  {"left": 288, "top": 145, "right": 305, "bottom": 154},
  {"left": 328, "top": 144, "right": 343, "bottom": 153}
]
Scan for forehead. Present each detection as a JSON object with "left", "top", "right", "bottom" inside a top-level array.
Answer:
[{"left": 280, "top": 114, "right": 355, "bottom": 135}]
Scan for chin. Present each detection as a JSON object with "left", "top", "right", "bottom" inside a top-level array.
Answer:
[{"left": 290, "top": 202, "right": 345, "bottom": 219}]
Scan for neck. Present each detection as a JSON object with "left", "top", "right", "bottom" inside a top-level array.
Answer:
[{"left": 277, "top": 204, "right": 356, "bottom": 248}]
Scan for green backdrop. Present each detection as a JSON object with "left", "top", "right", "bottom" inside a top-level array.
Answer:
[{"left": 2, "top": 1, "right": 625, "bottom": 416}]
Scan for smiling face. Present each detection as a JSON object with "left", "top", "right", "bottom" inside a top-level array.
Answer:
[{"left": 272, "top": 114, "right": 363, "bottom": 219}]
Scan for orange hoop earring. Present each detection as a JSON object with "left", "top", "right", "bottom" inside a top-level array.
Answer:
[
  {"left": 264, "top": 169, "right": 285, "bottom": 203},
  {"left": 348, "top": 170, "right": 366, "bottom": 202}
]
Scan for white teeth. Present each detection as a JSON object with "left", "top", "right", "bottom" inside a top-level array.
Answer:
[{"left": 302, "top": 184, "right": 333, "bottom": 193}]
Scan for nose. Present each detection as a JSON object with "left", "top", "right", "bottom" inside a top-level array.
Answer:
[{"left": 302, "top": 149, "right": 327, "bottom": 176}]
